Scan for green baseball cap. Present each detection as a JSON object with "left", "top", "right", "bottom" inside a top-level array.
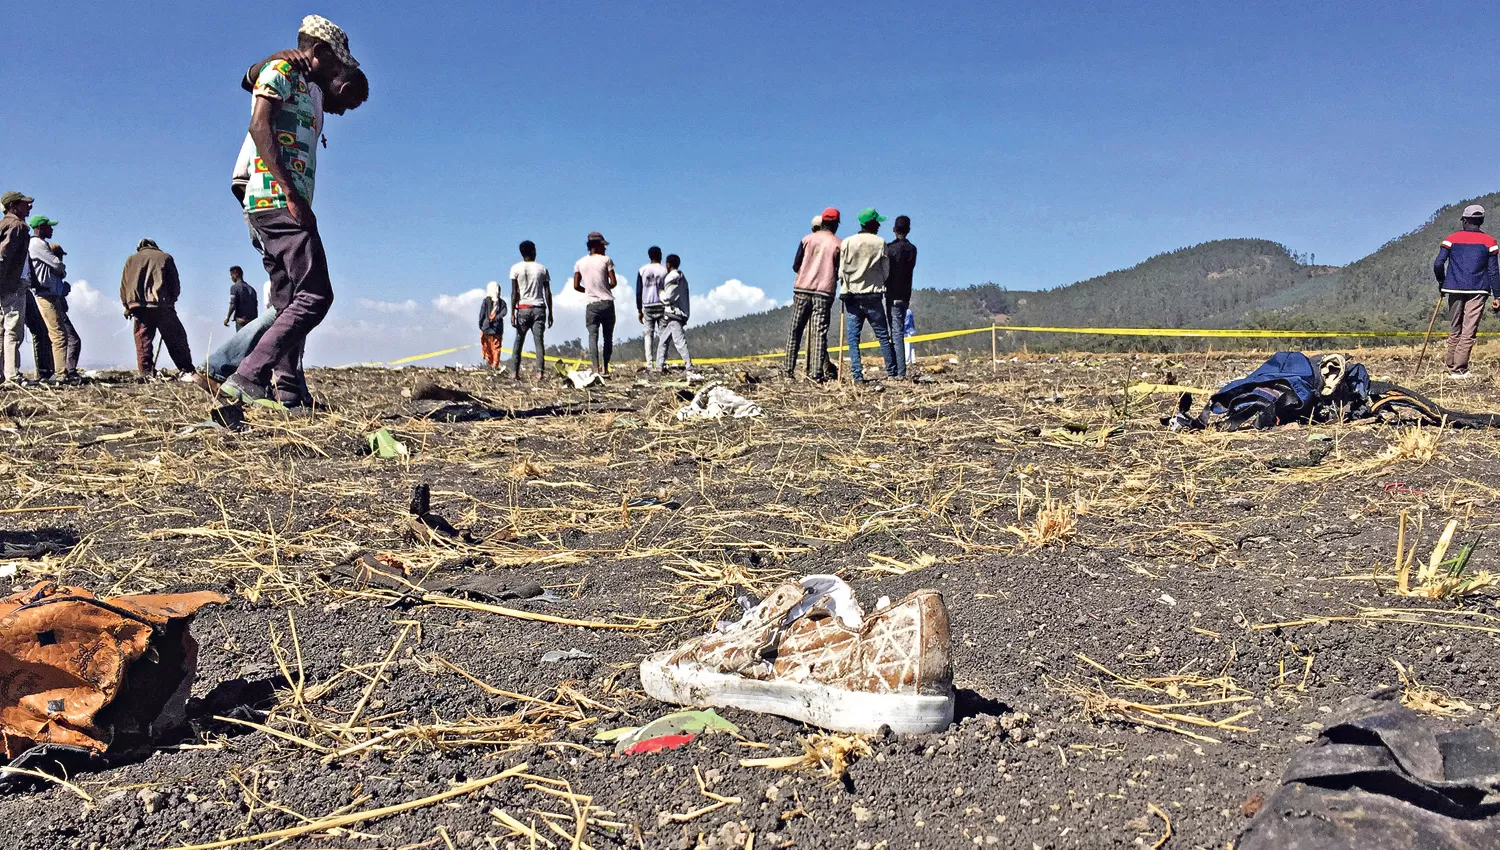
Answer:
[
  {"left": 26, "top": 215, "right": 58, "bottom": 228},
  {"left": 857, "top": 207, "right": 888, "bottom": 225}
]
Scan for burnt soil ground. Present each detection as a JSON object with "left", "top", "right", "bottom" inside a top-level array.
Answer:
[{"left": 1, "top": 348, "right": 1499, "bottom": 849}]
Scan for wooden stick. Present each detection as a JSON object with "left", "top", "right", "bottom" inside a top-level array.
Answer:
[
  {"left": 166, "top": 763, "right": 529, "bottom": 850},
  {"left": 1410, "top": 295, "right": 1443, "bottom": 381},
  {"left": 345, "top": 622, "right": 414, "bottom": 730},
  {"left": 0, "top": 505, "right": 82, "bottom": 515},
  {"left": 424, "top": 594, "right": 657, "bottom": 630}
]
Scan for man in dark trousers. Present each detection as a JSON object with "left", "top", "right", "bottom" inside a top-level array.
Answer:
[
  {"left": 224, "top": 266, "right": 259, "bottom": 330},
  {"left": 884, "top": 215, "right": 917, "bottom": 379},
  {"left": 21, "top": 215, "right": 57, "bottom": 381},
  {"left": 221, "top": 15, "right": 360, "bottom": 408},
  {"left": 1433, "top": 203, "right": 1500, "bottom": 378},
  {"left": 120, "top": 239, "right": 200, "bottom": 382},
  {"left": 0, "top": 192, "right": 33, "bottom": 384}
]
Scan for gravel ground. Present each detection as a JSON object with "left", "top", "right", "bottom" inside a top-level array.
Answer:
[{"left": 0, "top": 351, "right": 1497, "bottom": 849}]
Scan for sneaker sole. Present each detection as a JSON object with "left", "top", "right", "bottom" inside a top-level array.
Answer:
[{"left": 640, "top": 651, "right": 954, "bottom": 735}]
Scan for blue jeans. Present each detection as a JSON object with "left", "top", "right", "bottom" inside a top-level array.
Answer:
[
  {"left": 885, "top": 298, "right": 910, "bottom": 378},
  {"left": 843, "top": 295, "right": 895, "bottom": 381},
  {"left": 209, "top": 309, "right": 277, "bottom": 382}
]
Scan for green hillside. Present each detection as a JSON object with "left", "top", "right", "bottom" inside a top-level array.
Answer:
[{"left": 619, "top": 193, "right": 1500, "bottom": 358}]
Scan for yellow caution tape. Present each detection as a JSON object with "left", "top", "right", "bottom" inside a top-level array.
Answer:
[
  {"left": 387, "top": 322, "right": 1468, "bottom": 368},
  {"left": 386, "top": 344, "right": 473, "bottom": 365}
]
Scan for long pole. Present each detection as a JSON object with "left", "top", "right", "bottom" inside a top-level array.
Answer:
[
  {"left": 991, "top": 322, "right": 998, "bottom": 375},
  {"left": 1411, "top": 295, "right": 1444, "bottom": 381}
]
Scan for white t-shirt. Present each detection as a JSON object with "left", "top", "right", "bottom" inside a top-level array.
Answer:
[
  {"left": 573, "top": 254, "right": 616, "bottom": 302},
  {"left": 509, "top": 261, "right": 551, "bottom": 307},
  {"left": 638, "top": 262, "right": 667, "bottom": 306}
]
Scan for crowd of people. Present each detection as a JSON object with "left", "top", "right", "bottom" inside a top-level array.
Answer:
[
  {"left": 4, "top": 14, "right": 925, "bottom": 399},
  {"left": 475, "top": 212, "right": 918, "bottom": 385},
  {"left": 784, "top": 208, "right": 917, "bottom": 383},
  {"left": 476, "top": 236, "right": 695, "bottom": 379}
]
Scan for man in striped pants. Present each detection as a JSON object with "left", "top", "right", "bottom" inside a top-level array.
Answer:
[{"left": 783, "top": 208, "right": 842, "bottom": 382}]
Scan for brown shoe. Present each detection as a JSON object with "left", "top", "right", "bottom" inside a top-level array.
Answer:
[{"left": 641, "top": 576, "right": 954, "bottom": 734}]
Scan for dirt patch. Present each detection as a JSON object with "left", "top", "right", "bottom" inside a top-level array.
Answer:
[{"left": 0, "top": 353, "right": 1497, "bottom": 849}]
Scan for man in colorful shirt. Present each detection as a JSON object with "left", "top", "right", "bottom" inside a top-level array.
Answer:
[{"left": 221, "top": 15, "right": 361, "bottom": 408}]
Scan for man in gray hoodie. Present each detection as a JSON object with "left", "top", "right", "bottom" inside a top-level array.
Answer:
[{"left": 654, "top": 253, "right": 694, "bottom": 374}]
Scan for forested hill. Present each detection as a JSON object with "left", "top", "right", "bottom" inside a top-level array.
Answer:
[
  {"left": 620, "top": 193, "right": 1500, "bottom": 358},
  {"left": 1326, "top": 191, "right": 1500, "bottom": 319},
  {"left": 655, "top": 238, "right": 1326, "bottom": 358}
]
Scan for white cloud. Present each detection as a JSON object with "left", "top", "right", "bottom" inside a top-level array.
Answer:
[
  {"left": 69, "top": 280, "right": 104, "bottom": 313},
  {"left": 357, "top": 297, "right": 418, "bottom": 314},
  {"left": 694, "top": 279, "right": 779, "bottom": 323},
  {"left": 433, "top": 288, "right": 486, "bottom": 319}
]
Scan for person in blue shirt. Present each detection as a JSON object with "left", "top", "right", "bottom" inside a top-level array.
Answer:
[{"left": 1433, "top": 203, "right": 1500, "bottom": 378}]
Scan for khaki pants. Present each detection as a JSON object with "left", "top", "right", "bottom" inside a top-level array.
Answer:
[
  {"left": 0, "top": 284, "right": 26, "bottom": 382},
  {"left": 1445, "top": 293, "right": 1487, "bottom": 373},
  {"left": 33, "top": 295, "right": 80, "bottom": 375}
]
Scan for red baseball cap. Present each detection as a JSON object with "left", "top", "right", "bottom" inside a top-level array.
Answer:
[{"left": 821, "top": 207, "right": 841, "bottom": 221}]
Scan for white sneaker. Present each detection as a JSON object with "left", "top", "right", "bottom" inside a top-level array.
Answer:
[
  {"left": 640, "top": 575, "right": 954, "bottom": 734},
  {"left": 1447, "top": 370, "right": 1474, "bottom": 380}
]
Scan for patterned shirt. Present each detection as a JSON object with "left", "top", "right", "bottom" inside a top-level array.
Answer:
[{"left": 243, "top": 61, "right": 323, "bottom": 213}]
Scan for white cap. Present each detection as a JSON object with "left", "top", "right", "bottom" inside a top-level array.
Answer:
[{"left": 1464, "top": 204, "right": 1486, "bottom": 219}]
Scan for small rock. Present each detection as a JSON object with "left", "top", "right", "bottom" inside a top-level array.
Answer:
[
  {"left": 852, "top": 804, "right": 873, "bottom": 823},
  {"left": 137, "top": 789, "right": 163, "bottom": 815}
]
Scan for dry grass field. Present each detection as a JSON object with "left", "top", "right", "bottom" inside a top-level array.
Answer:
[{"left": 1, "top": 347, "right": 1498, "bottom": 849}]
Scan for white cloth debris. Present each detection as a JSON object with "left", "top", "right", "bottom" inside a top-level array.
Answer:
[
  {"left": 675, "top": 382, "right": 763, "bottom": 421},
  {"left": 566, "top": 368, "right": 604, "bottom": 389}
]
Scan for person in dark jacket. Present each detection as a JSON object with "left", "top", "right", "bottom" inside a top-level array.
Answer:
[
  {"left": 224, "top": 266, "right": 259, "bottom": 330},
  {"left": 0, "top": 192, "right": 33, "bottom": 384},
  {"left": 1433, "top": 203, "right": 1500, "bottom": 378},
  {"left": 884, "top": 215, "right": 917, "bottom": 379},
  {"left": 120, "top": 239, "right": 200, "bottom": 381},
  {"left": 478, "top": 280, "right": 506, "bottom": 369}
]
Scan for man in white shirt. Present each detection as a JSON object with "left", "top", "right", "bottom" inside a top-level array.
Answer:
[
  {"left": 637, "top": 246, "right": 667, "bottom": 368},
  {"left": 509, "top": 240, "right": 553, "bottom": 380}
]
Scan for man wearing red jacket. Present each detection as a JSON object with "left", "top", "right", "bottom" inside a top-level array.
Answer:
[{"left": 1433, "top": 203, "right": 1500, "bottom": 378}]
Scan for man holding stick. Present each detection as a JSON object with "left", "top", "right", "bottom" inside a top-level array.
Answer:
[{"left": 1432, "top": 203, "right": 1500, "bottom": 378}]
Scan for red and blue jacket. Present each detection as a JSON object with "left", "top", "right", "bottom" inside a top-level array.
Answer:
[{"left": 1434, "top": 226, "right": 1500, "bottom": 295}]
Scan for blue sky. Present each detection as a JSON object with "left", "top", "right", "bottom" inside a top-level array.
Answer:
[{"left": 2, "top": 1, "right": 1489, "bottom": 366}]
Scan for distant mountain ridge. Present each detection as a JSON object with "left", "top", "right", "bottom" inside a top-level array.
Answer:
[{"left": 622, "top": 192, "right": 1500, "bottom": 357}]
